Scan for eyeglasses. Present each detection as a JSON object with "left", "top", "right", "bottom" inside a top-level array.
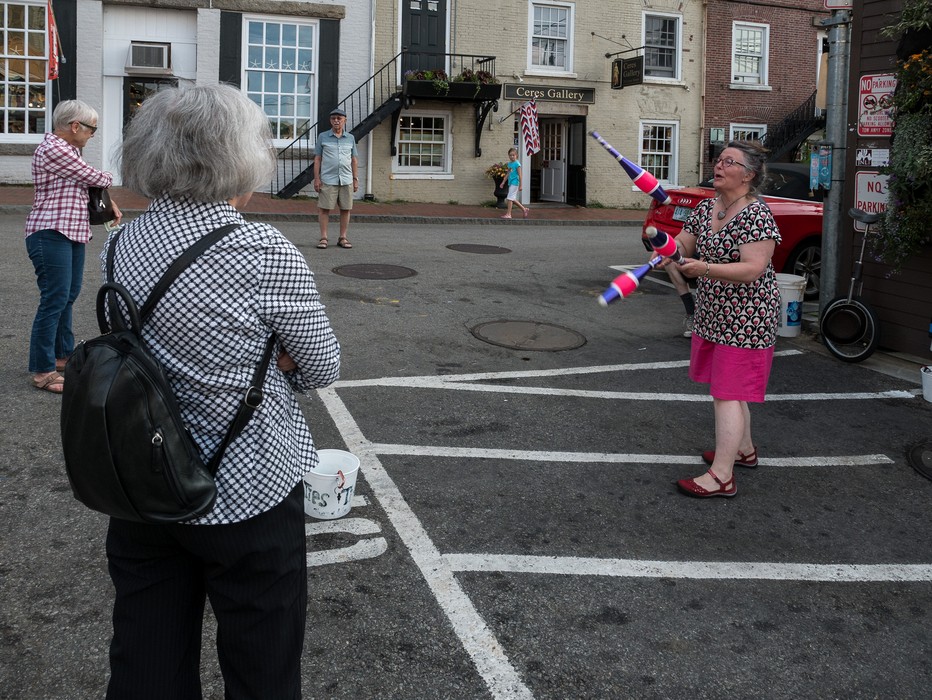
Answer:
[
  {"left": 713, "top": 156, "right": 749, "bottom": 170},
  {"left": 75, "top": 121, "right": 98, "bottom": 134}
]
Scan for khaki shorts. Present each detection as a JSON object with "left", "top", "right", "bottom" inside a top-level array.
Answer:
[{"left": 318, "top": 183, "right": 353, "bottom": 211}]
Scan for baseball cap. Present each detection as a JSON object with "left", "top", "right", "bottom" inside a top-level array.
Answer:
[{"left": 329, "top": 108, "right": 346, "bottom": 117}]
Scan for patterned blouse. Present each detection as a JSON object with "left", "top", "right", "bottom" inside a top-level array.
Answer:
[
  {"left": 25, "top": 132, "right": 113, "bottom": 243},
  {"left": 682, "top": 197, "right": 782, "bottom": 349},
  {"left": 101, "top": 197, "right": 341, "bottom": 525}
]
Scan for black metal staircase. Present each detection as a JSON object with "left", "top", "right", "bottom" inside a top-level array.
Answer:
[
  {"left": 272, "top": 53, "right": 405, "bottom": 199},
  {"left": 761, "top": 90, "right": 826, "bottom": 161},
  {"left": 272, "top": 51, "right": 499, "bottom": 199}
]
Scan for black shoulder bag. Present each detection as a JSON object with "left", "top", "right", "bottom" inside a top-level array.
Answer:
[{"left": 60, "top": 224, "right": 276, "bottom": 523}]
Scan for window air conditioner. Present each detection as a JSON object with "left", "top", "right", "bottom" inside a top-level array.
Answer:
[{"left": 126, "top": 43, "right": 171, "bottom": 74}]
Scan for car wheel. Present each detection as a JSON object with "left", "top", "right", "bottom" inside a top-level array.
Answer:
[{"left": 784, "top": 242, "right": 820, "bottom": 300}]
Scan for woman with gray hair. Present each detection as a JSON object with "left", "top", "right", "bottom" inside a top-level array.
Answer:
[
  {"left": 25, "top": 99, "right": 121, "bottom": 393},
  {"left": 658, "top": 141, "right": 781, "bottom": 498},
  {"left": 101, "top": 84, "right": 340, "bottom": 698}
]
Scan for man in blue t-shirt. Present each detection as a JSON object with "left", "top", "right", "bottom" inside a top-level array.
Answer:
[{"left": 313, "top": 108, "right": 358, "bottom": 248}]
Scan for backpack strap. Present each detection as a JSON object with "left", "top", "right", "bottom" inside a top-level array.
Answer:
[
  {"left": 106, "top": 221, "right": 277, "bottom": 477},
  {"left": 139, "top": 223, "right": 241, "bottom": 323},
  {"left": 208, "top": 333, "right": 277, "bottom": 475}
]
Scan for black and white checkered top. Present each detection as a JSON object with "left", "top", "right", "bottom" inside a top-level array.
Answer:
[{"left": 100, "top": 197, "right": 341, "bottom": 525}]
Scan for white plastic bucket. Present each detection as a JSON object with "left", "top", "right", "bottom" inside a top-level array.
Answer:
[
  {"left": 775, "top": 273, "right": 807, "bottom": 338},
  {"left": 304, "top": 449, "right": 360, "bottom": 519},
  {"left": 921, "top": 366, "right": 932, "bottom": 403}
]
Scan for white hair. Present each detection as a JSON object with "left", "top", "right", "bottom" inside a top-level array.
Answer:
[
  {"left": 52, "top": 100, "right": 98, "bottom": 131},
  {"left": 119, "top": 84, "right": 276, "bottom": 202}
]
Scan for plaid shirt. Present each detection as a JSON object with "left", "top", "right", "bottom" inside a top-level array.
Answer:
[
  {"left": 101, "top": 197, "right": 341, "bottom": 524},
  {"left": 25, "top": 132, "right": 113, "bottom": 243}
]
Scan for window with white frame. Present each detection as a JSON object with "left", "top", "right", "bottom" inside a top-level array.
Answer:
[
  {"left": 528, "top": 2, "right": 574, "bottom": 73},
  {"left": 639, "top": 121, "right": 678, "bottom": 184},
  {"left": 1, "top": 1, "right": 50, "bottom": 141},
  {"left": 730, "top": 123, "right": 767, "bottom": 142},
  {"left": 243, "top": 16, "right": 317, "bottom": 143},
  {"left": 732, "top": 22, "right": 769, "bottom": 86},
  {"left": 643, "top": 13, "right": 680, "bottom": 81},
  {"left": 394, "top": 112, "right": 451, "bottom": 175}
]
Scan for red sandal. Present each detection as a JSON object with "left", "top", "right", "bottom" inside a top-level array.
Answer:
[
  {"left": 676, "top": 469, "right": 737, "bottom": 498},
  {"left": 702, "top": 447, "right": 758, "bottom": 468}
]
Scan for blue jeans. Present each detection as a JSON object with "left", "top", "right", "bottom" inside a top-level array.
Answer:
[{"left": 26, "top": 229, "right": 85, "bottom": 373}]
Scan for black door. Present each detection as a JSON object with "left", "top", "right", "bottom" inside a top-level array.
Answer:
[
  {"left": 401, "top": 0, "right": 447, "bottom": 73},
  {"left": 566, "top": 116, "right": 586, "bottom": 206}
]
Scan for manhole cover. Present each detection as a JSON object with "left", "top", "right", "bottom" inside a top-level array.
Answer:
[
  {"left": 447, "top": 244, "right": 512, "bottom": 255},
  {"left": 470, "top": 320, "right": 586, "bottom": 351},
  {"left": 907, "top": 439, "right": 932, "bottom": 482},
  {"left": 332, "top": 264, "right": 417, "bottom": 280}
]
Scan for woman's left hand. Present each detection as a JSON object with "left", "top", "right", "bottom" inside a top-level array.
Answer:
[{"left": 111, "top": 200, "right": 123, "bottom": 225}]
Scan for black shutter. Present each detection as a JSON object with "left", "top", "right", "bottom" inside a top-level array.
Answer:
[
  {"left": 317, "top": 19, "right": 340, "bottom": 133},
  {"left": 218, "top": 12, "right": 242, "bottom": 87}
]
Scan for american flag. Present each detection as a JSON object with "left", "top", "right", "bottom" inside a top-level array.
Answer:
[{"left": 520, "top": 100, "right": 540, "bottom": 157}]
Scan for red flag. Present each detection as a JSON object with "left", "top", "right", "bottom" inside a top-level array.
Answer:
[
  {"left": 47, "top": 0, "right": 60, "bottom": 80},
  {"left": 520, "top": 100, "right": 540, "bottom": 157}
]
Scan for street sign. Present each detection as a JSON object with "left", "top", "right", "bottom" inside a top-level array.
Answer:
[
  {"left": 853, "top": 170, "right": 888, "bottom": 231},
  {"left": 622, "top": 56, "right": 644, "bottom": 88},
  {"left": 857, "top": 73, "right": 896, "bottom": 137},
  {"left": 824, "top": 0, "right": 852, "bottom": 8}
]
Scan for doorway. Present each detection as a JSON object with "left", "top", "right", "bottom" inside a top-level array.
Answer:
[
  {"left": 401, "top": 0, "right": 448, "bottom": 73},
  {"left": 566, "top": 116, "right": 586, "bottom": 205},
  {"left": 539, "top": 118, "right": 566, "bottom": 202},
  {"left": 123, "top": 77, "right": 177, "bottom": 129}
]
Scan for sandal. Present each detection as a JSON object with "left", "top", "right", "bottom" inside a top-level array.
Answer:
[
  {"left": 337, "top": 237, "right": 352, "bottom": 248},
  {"left": 676, "top": 469, "right": 736, "bottom": 498},
  {"left": 702, "top": 447, "right": 758, "bottom": 468},
  {"left": 33, "top": 371, "right": 64, "bottom": 394},
  {"left": 317, "top": 238, "right": 329, "bottom": 249}
]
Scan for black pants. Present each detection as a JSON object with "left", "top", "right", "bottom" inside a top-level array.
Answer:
[{"left": 105, "top": 483, "right": 307, "bottom": 700}]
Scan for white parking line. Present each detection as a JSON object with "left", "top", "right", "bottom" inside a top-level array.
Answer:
[
  {"left": 313, "top": 354, "right": 912, "bottom": 699},
  {"left": 444, "top": 553, "right": 932, "bottom": 582},
  {"left": 317, "top": 387, "right": 534, "bottom": 700},
  {"left": 366, "top": 444, "right": 894, "bottom": 467}
]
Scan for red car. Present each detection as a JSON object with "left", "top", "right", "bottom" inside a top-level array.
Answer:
[{"left": 641, "top": 164, "right": 823, "bottom": 298}]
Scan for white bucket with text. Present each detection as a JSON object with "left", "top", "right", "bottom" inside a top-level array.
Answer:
[
  {"left": 775, "top": 273, "right": 807, "bottom": 338},
  {"left": 304, "top": 449, "right": 360, "bottom": 519}
]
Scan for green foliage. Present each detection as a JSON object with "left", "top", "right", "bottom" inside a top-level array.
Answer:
[
  {"left": 404, "top": 69, "right": 449, "bottom": 95},
  {"left": 872, "top": 4, "right": 932, "bottom": 270},
  {"left": 485, "top": 162, "right": 508, "bottom": 180},
  {"left": 880, "top": 0, "right": 932, "bottom": 39},
  {"left": 876, "top": 112, "right": 932, "bottom": 270}
]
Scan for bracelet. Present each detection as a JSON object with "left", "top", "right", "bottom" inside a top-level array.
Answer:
[{"left": 703, "top": 261, "right": 711, "bottom": 277}]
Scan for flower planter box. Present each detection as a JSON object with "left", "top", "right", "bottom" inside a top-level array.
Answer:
[{"left": 404, "top": 80, "right": 502, "bottom": 102}]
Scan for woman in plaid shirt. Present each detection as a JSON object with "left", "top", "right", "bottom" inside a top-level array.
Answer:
[{"left": 25, "top": 99, "right": 121, "bottom": 393}]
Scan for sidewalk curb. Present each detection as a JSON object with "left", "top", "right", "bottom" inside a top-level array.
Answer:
[{"left": 0, "top": 204, "right": 643, "bottom": 227}]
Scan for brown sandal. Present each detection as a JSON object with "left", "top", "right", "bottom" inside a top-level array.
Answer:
[
  {"left": 337, "top": 237, "right": 352, "bottom": 248},
  {"left": 317, "top": 238, "right": 329, "bottom": 249},
  {"left": 33, "top": 371, "right": 64, "bottom": 394}
]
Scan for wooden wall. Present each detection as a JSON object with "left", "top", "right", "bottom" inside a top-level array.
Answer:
[{"left": 846, "top": 0, "right": 932, "bottom": 358}]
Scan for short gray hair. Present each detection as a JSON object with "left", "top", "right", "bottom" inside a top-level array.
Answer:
[
  {"left": 726, "top": 140, "right": 769, "bottom": 196},
  {"left": 119, "top": 84, "right": 276, "bottom": 202},
  {"left": 52, "top": 100, "right": 98, "bottom": 131}
]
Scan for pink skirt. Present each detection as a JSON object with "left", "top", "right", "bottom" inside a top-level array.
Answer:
[{"left": 689, "top": 335, "right": 774, "bottom": 402}]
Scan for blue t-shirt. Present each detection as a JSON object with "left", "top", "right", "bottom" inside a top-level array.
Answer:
[{"left": 507, "top": 159, "right": 521, "bottom": 185}]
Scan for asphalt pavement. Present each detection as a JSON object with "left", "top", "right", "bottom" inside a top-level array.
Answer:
[{"left": 2, "top": 205, "right": 932, "bottom": 699}]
